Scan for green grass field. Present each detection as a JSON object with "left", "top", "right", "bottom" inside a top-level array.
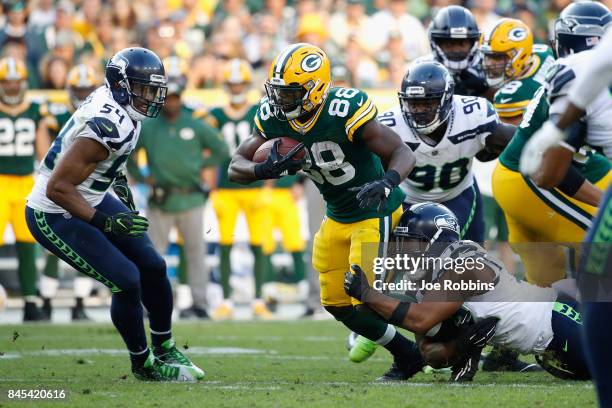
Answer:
[{"left": 0, "top": 320, "right": 596, "bottom": 407}]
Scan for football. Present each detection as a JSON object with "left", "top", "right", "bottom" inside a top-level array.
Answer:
[{"left": 252, "top": 137, "right": 305, "bottom": 163}]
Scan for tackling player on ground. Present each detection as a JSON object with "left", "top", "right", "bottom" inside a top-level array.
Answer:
[
  {"left": 26, "top": 47, "right": 203, "bottom": 381},
  {"left": 345, "top": 202, "right": 591, "bottom": 382},
  {"left": 229, "top": 43, "right": 424, "bottom": 381}
]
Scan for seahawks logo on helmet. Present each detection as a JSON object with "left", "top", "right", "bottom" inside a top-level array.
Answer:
[
  {"left": 108, "top": 55, "right": 129, "bottom": 75},
  {"left": 434, "top": 214, "right": 460, "bottom": 235},
  {"left": 301, "top": 54, "right": 322, "bottom": 72},
  {"left": 508, "top": 27, "right": 528, "bottom": 41}
]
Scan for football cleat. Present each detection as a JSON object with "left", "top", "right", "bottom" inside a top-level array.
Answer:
[
  {"left": 348, "top": 334, "right": 378, "bottom": 363},
  {"left": 23, "top": 301, "right": 46, "bottom": 322},
  {"left": 482, "top": 347, "right": 542, "bottom": 372},
  {"left": 212, "top": 301, "right": 234, "bottom": 321},
  {"left": 376, "top": 356, "right": 423, "bottom": 382},
  {"left": 179, "top": 306, "right": 210, "bottom": 320},
  {"left": 252, "top": 299, "right": 273, "bottom": 320},
  {"left": 132, "top": 352, "right": 200, "bottom": 382},
  {"left": 153, "top": 339, "right": 205, "bottom": 380},
  {"left": 71, "top": 304, "right": 91, "bottom": 321}
]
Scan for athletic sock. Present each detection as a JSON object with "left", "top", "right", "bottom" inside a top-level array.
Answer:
[
  {"left": 251, "top": 245, "right": 266, "bottom": 299},
  {"left": 140, "top": 275, "right": 173, "bottom": 347},
  {"left": 129, "top": 348, "right": 150, "bottom": 368},
  {"left": 219, "top": 245, "right": 232, "bottom": 298},
  {"left": 383, "top": 331, "right": 424, "bottom": 366},
  {"left": 15, "top": 242, "right": 37, "bottom": 297},
  {"left": 43, "top": 254, "right": 59, "bottom": 279},
  {"left": 264, "top": 254, "right": 275, "bottom": 283},
  {"left": 110, "top": 289, "right": 148, "bottom": 354},
  {"left": 291, "top": 251, "right": 305, "bottom": 282}
]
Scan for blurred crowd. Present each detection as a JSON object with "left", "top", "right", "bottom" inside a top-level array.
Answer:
[{"left": 1, "top": 0, "right": 607, "bottom": 92}]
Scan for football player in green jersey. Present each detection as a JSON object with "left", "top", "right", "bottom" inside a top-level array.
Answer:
[
  {"left": 201, "top": 58, "right": 275, "bottom": 320},
  {"left": 0, "top": 57, "right": 49, "bottom": 321},
  {"left": 39, "top": 64, "right": 99, "bottom": 321},
  {"left": 481, "top": 18, "right": 555, "bottom": 125},
  {"left": 229, "top": 43, "right": 424, "bottom": 381}
]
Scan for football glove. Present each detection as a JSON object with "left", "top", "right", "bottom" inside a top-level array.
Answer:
[
  {"left": 113, "top": 173, "right": 137, "bottom": 212},
  {"left": 450, "top": 347, "right": 481, "bottom": 382},
  {"left": 519, "top": 121, "right": 565, "bottom": 176},
  {"left": 91, "top": 210, "right": 149, "bottom": 238},
  {"left": 254, "top": 140, "right": 305, "bottom": 180},
  {"left": 349, "top": 170, "right": 400, "bottom": 212},
  {"left": 344, "top": 264, "right": 372, "bottom": 301},
  {"left": 456, "top": 316, "right": 499, "bottom": 354}
]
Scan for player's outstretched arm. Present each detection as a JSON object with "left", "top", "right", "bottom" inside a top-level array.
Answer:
[
  {"left": 46, "top": 137, "right": 109, "bottom": 221},
  {"left": 344, "top": 265, "right": 461, "bottom": 335}
]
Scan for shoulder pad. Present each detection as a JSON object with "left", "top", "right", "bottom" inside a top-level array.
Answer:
[
  {"left": 86, "top": 116, "right": 134, "bottom": 151},
  {"left": 545, "top": 63, "right": 576, "bottom": 102}
]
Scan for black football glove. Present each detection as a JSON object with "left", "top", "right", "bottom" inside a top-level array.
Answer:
[
  {"left": 112, "top": 173, "right": 137, "bottom": 212},
  {"left": 349, "top": 170, "right": 401, "bottom": 212},
  {"left": 456, "top": 316, "right": 499, "bottom": 354},
  {"left": 90, "top": 211, "right": 149, "bottom": 238},
  {"left": 344, "top": 264, "right": 372, "bottom": 301},
  {"left": 254, "top": 140, "right": 305, "bottom": 180}
]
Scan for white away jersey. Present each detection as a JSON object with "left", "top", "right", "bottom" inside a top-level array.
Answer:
[
  {"left": 28, "top": 87, "right": 141, "bottom": 213},
  {"left": 547, "top": 50, "right": 612, "bottom": 159},
  {"left": 435, "top": 241, "right": 557, "bottom": 354},
  {"left": 379, "top": 95, "right": 499, "bottom": 202}
]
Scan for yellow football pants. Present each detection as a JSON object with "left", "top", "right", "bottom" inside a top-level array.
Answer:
[
  {"left": 313, "top": 205, "right": 403, "bottom": 307},
  {"left": 0, "top": 174, "right": 36, "bottom": 244},
  {"left": 211, "top": 188, "right": 270, "bottom": 246},
  {"left": 263, "top": 188, "right": 305, "bottom": 254},
  {"left": 492, "top": 162, "right": 611, "bottom": 286}
]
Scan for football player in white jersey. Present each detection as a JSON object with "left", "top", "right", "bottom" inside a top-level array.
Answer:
[
  {"left": 345, "top": 202, "right": 591, "bottom": 382},
  {"left": 379, "top": 61, "right": 514, "bottom": 244},
  {"left": 416, "top": 5, "right": 490, "bottom": 98},
  {"left": 520, "top": 4, "right": 612, "bottom": 404},
  {"left": 25, "top": 48, "right": 204, "bottom": 382}
]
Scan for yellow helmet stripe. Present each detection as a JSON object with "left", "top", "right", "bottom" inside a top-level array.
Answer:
[
  {"left": 228, "top": 59, "right": 243, "bottom": 83},
  {"left": 7, "top": 57, "right": 20, "bottom": 80},
  {"left": 484, "top": 18, "right": 507, "bottom": 45},
  {"left": 273, "top": 43, "right": 303, "bottom": 80}
]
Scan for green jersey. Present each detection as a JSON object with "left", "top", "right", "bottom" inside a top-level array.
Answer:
[
  {"left": 207, "top": 104, "right": 262, "bottom": 189},
  {"left": 494, "top": 44, "right": 555, "bottom": 119},
  {"left": 43, "top": 102, "right": 73, "bottom": 140},
  {"left": 129, "top": 105, "right": 229, "bottom": 213},
  {"left": 500, "top": 86, "right": 610, "bottom": 182},
  {"left": 0, "top": 101, "right": 44, "bottom": 175},
  {"left": 254, "top": 87, "right": 405, "bottom": 223}
]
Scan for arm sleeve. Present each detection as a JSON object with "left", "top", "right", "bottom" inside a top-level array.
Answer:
[{"left": 568, "top": 31, "right": 612, "bottom": 110}]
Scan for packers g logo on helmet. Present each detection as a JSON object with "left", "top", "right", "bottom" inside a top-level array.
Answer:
[
  {"left": 265, "top": 43, "right": 331, "bottom": 121},
  {"left": 481, "top": 18, "right": 534, "bottom": 87},
  {"left": 0, "top": 57, "right": 28, "bottom": 105}
]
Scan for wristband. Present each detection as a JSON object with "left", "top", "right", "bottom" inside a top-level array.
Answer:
[
  {"left": 388, "top": 301, "right": 411, "bottom": 326},
  {"left": 384, "top": 170, "right": 401, "bottom": 188},
  {"left": 90, "top": 210, "right": 109, "bottom": 230}
]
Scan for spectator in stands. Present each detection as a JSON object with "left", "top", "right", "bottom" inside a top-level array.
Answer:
[
  {"left": 0, "top": 1, "right": 27, "bottom": 46},
  {"left": 329, "top": 0, "right": 370, "bottom": 51},
  {"left": 365, "top": 0, "right": 430, "bottom": 60},
  {"left": 469, "top": 0, "right": 501, "bottom": 32},
  {"left": 111, "top": 0, "right": 138, "bottom": 30},
  {"left": 28, "top": 0, "right": 55, "bottom": 30},
  {"left": 40, "top": 56, "right": 69, "bottom": 90}
]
